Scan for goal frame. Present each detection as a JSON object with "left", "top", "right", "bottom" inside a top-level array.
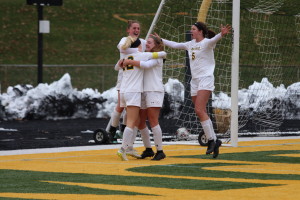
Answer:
[
  {"left": 231, "top": 0, "right": 240, "bottom": 147},
  {"left": 147, "top": 0, "right": 241, "bottom": 147}
]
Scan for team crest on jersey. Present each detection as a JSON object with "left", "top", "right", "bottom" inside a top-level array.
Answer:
[{"left": 191, "top": 47, "right": 201, "bottom": 51}]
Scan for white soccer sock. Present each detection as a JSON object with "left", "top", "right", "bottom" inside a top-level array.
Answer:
[
  {"left": 122, "top": 127, "right": 133, "bottom": 150},
  {"left": 201, "top": 119, "right": 216, "bottom": 141},
  {"left": 111, "top": 109, "right": 122, "bottom": 127},
  {"left": 140, "top": 127, "right": 152, "bottom": 148},
  {"left": 209, "top": 119, "right": 217, "bottom": 141},
  {"left": 130, "top": 126, "right": 138, "bottom": 145},
  {"left": 152, "top": 125, "right": 163, "bottom": 151}
]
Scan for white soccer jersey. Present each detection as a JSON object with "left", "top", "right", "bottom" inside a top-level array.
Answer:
[
  {"left": 141, "top": 59, "right": 164, "bottom": 92},
  {"left": 116, "top": 37, "right": 146, "bottom": 89},
  {"left": 120, "top": 52, "right": 146, "bottom": 93},
  {"left": 162, "top": 33, "right": 222, "bottom": 79}
]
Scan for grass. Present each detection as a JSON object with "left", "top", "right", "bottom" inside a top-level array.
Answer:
[
  {"left": 0, "top": 0, "right": 161, "bottom": 64},
  {"left": 0, "top": 0, "right": 299, "bottom": 91}
]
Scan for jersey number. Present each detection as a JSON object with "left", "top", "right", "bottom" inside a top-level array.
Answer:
[
  {"left": 125, "top": 56, "right": 134, "bottom": 70},
  {"left": 192, "top": 52, "right": 195, "bottom": 60}
]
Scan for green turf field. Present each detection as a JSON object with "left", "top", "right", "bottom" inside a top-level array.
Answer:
[{"left": 0, "top": 139, "right": 300, "bottom": 199}]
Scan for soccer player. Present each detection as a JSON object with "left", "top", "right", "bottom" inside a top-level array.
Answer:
[
  {"left": 136, "top": 35, "right": 166, "bottom": 161},
  {"left": 116, "top": 40, "right": 167, "bottom": 161},
  {"left": 154, "top": 22, "right": 231, "bottom": 158},
  {"left": 106, "top": 20, "right": 146, "bottom": 143}
]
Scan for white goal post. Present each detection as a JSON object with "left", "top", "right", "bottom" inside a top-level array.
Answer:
[
  {"left": 146, "top": 0, "right": 166, "bottom": 40},
  {"left": 230, "top": 0, "right": 240, "bottom": 147}
]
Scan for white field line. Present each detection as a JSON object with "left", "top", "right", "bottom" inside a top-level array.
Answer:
[{"left": 0, "top": 136, "right": 300, "bottom": 156}]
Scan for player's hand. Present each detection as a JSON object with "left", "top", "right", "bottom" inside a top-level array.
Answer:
[
  {"left": 220, "top": 24, "right": 232, "bottom": 36},
  {"left": 118, "top": 59, "right": 125, "bottom": 68},
  {"left": 121, "top": 36, "right": 137, "bottom": 50},
  {"left": 150, "top": 32, "right": 162, "bottom": 41},
  {"left": 123, "top": 59, "right": 130, "bottom": 67}
]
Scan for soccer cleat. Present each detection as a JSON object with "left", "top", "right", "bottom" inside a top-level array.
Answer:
[
  {"left": 117, "top": 147, "right": 128, "bottom": 161},
  {"left": 126, "top": 147, "right": 142, "bottom": 159},
  {"left": 206, "top": 139, "right": 216, "bottom": 154},
  {"left": 151, "top": 151, "right": 166, "bottom": 161},
  {"left": 140, "top": 148, "right": 155, "bottom": 159},
  {"left": 213, "top": 139, "right": 222, "bottom": 158}
]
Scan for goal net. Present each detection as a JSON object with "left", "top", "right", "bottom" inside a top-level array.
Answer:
[{"left": 150, "top": 0, "right": 300, "bottom": 140}]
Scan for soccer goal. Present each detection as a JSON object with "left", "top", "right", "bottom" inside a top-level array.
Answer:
[{"left": 148, "top": 0, "right": 300, "bottom": 146}]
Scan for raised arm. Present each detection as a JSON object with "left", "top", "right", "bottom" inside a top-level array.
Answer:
[
  {"left": 220, "top": 24, "right": 231, "bottom": 37},
  {"left": 151, "top": 33, "right": 188, "bottom": 50},
  {"left": 207, "top": 24, "right": 231, "bottom": 47},
  {"left": 162, "top": 39, "right": 188, "bottom": 50},
  {"left": 117, "top": 37, "right": 139, "bottom": 54}
]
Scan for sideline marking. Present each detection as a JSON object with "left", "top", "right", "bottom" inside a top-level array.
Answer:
[{"left": 1, "top": 137, "right": 300, "bottom": 156}]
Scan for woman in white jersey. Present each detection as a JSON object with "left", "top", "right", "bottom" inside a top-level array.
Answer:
[
  {"left": 106, "top": 20, "right": 146, "bottom": 143},
  {"left": 154, "top": 22, "right": 231, "bottom": 158},
  {"left": 124, "top": 36, "right": 166, "bottom": 161},
  {"left": 116, "top": 43, "right": 167, "bottom": 161}
]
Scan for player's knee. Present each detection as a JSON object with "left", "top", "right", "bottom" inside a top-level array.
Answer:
[
  {"left": 194, "top": 107, "right": 206, "bottom": 118},
  {"left": 138, "top": 123, "right": 147, "bottom": 130},
  {"left": 148, "top": 118, "right": 159, "bottom": 128}
]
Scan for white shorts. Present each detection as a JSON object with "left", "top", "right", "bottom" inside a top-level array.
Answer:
[
  {"left": 120, "top": 92, "right": 141, "bottom": 107},
  {"left": 141, "top": 91, "right": 164, "bottom": 109},
  {"left": 190, "top": 76, "right": 215, "bottom": 96}
]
